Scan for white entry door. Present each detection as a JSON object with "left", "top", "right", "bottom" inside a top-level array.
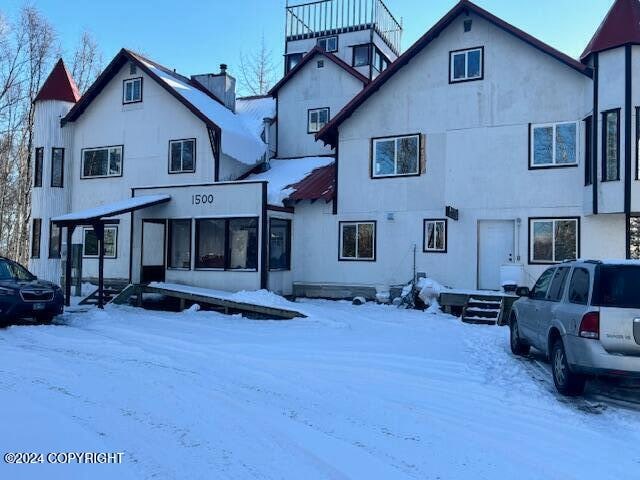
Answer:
[{"left": 477, "top": 220, "right": 515, "bottom": 291}]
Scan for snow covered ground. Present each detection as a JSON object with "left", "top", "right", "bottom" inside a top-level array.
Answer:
[{"left": 1, "top": 297, "right": 639, "bottom": 479}]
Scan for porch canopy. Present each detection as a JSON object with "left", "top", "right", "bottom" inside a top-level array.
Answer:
[{"left": 52, "top": 194, "right": 171, "bottom": 308}]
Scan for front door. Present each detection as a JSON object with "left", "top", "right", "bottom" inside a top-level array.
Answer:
[
  {"left": 478, "top": 220, "right": 515, "bottom": 290},
  {"left": 141, "top": 220, "right": 166, "bottom": 283}
]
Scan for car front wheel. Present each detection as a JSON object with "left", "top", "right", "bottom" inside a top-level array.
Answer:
[
  {"left": 510, "top": 316, "right": 530, "bottom": 356},
  {"left": 551, "top": 338, "right": 586, "bottom": 396}
]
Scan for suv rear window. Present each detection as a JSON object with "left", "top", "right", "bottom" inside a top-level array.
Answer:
[{"left": 593, "top": 265, "right": 640, "bottom": 308}]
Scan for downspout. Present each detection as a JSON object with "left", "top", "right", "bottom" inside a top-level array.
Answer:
[{"left": 625, "top": 45, "right": 633, "bottom": 258}]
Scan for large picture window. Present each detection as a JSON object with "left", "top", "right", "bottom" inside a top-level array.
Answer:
[
  {"left": 228, "top": 218, "right": 259, "bottom": 270},
  {"left": 169, "top": 139, "right": 195, "bottom": 173},
  {"left": 31, "top": 218, "right": 42, "bottom": 259},
  {"left": 308, "top": 108, "right": 329, "bottom": 134},
  {"left": 339, "top": 221, "right": 375, "bottom": 261},
  {"left": 269, "top": 218, "right": 291, "bottom": 271},
  {"left": 194, "top": 217, "right": 258, "bottom": 271},
  {"left": 372, "top": 134, "right": 420, "bottom": 178},
  {"left": 168, "top": 219, "right": 191, "bottom": 269},
  {"left": 195, "top": 219, "right": 225, "bottom": 269},
  {"left": 602, "top": 109, "right": 620, "bottom": 181},
  {"left": 123, "top": 77, "right": 142, "bottom": 104},
  {"left": 48, "top": 221, "right": 61, "bottom": 259},
  {"left": 51, "top": 147, "right": 64, "bottom": 187},
  {"left": 82, "top": 146, "right": 123, "bottom": 178},
  {"left": 530, "top": 122, "right": 578, "bottom": 168},
  {"left": 34, "top": 147, "right": 43, "bottom": 188},
  {"left": 83, "top": 226, "right": 117, "bottom": 258},
  {"left": 450, "top": 47, "right": 483, "bottom": 83},
  {"left": 529, "top": 218, "right": 579, "bottom": 264},
  {"left": 423, "top": 219, "right": 447, "bottom": 253}
]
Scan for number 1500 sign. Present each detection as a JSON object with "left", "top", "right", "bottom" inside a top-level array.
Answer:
[{"left": 191, "top": 194, "right": 214, "bottom": 205}]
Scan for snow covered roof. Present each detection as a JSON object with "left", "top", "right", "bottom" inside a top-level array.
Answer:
[
  {"left": 52, "top": 194, "right": 170, "bottom": 224},
  {"left": 246, "top": 157, "right": 335, "bottom": 206},
  {"left": 63, "top": 49, "right": 266, "bottom": 166},
  {"left": 236, "top": 96, "right": 276, "bottom": 139}
]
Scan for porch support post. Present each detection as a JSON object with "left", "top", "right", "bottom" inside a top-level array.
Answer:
[
  {"left": 93, "top": 222, "right": 105, "bottom": 309},
  {"left": 64, "top": 224, "right": 76, "bottom": 307}
]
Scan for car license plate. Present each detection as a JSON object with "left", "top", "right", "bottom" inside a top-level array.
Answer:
[{"left": 33, "top": 303, "right": 46, "bottom": 311}]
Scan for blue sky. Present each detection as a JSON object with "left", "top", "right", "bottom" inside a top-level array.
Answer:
[{"left": 3, "top": 0, "right": 612, "bottom": 78}]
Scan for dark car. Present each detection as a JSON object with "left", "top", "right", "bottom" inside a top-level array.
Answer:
[{"left": 0, "top": 257, "right": 64, "bottom": 324}]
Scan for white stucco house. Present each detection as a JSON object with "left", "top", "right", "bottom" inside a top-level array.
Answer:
[{"left": 29, "top": 0, "right": 640, "bottom": 303}]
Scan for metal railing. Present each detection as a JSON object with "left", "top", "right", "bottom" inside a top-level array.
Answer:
[{"left": 286, "top": 0, "right": 402, "bottom": 55}]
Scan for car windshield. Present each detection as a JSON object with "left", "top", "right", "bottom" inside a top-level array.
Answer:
[
  {"left": 0, "top": 259, "right": 36, "bottom": 281},
  {"left": 593, "top": 265, "right": 640, "bottom": 309}
]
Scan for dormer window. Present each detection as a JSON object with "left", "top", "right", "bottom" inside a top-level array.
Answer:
[
  {"left": 449, "top": 47, "right": 483, "bottom": 83},
  {"left": 123, "top": 77, "right": 143, "bottom": 104},
  {"left": 317, "top": 36, "right": 338, "bottom": 53}
]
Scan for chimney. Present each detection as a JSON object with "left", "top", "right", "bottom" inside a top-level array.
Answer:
[{"left": 191, "top": 63, "right": 236, "bottom": 112}]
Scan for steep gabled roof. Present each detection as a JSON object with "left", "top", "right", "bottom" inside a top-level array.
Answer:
[
  {"left": 317, "top": 0, "right": 592, "bottom": 146},
  {"left": 34, "top": 59, "right": 80, "bottom": 103},
  {"left": 268, "top": 46, "right": 369, "bottom": 96},
  {"left": 581, "top": 0, "right": 640, "bottom": 61},
  {"left": 63, "top": 49, "right": 265, "bottom": 165}
]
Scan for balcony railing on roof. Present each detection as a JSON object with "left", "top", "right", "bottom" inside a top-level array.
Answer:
[{"left": 286, "top": 0, "right": 402, "bottom": 56}]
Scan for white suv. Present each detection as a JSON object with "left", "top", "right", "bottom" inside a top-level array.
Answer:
[{"left": 509, "top": 260, "right": 640, "bottom": 396}]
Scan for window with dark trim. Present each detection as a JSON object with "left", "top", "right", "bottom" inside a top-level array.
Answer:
[
  {"left": 339, "top": 221, "right": 375, "bottom": 261},
  {"left": 529, "top": 217, "right": 579, "bottom": 264},
  {"left": 169, "top": 139, "right": 196, "bottom": 173},
  {"left": 168, "top": 219, "right": 191, "bottom": 269},
  {"left": 352, "top": 44, "right": 371, "bottom": 67},
  {"left": 194, "top": 217, "right": 259, "bottom": 271},
  {"left": 81, "top": 146, "right": 123, "bottom": 178},
  {"left": 530, "top": 122, "right": 578, "bottom": 168},
  {"left": 372, "top": 134, "right": 420, "bottom": 178},
  {"left": 317, "top": 36, "right": 338, "bottom": 53},
  {"left": 34, "top": 147, "right": 43, "bottom": 188},
  {"left": 228, "top": 218, "right": 259, "bottom": 270},
  {"left": 51, "top": 147, "right": 64, "bottom": 187},
  {"left": 286, "top": 53, "right": 304, "bottom": 73},
  {"left": 602, "top": 109, "right": 620, "bottom": 181},
  {"left": 123, "top": 77, "right": 142, "bottom": 104},
  {"left": 631, "top": 216, "right": 640, "bottom": 260},
  {"left": 83, "top": 226, "right": 117, "bottom": 258},
  {"left": 449, "top": 47, "right": 483, "bottom": 83},
  {"left": 31, "top": 218, "right": 42, "bottom": 259},
  {"left": 48, "top": 221, "right": 61, "bottom": 259},
  {"left": 584, "top": 116, "right": 593, "bottom": 185},
  {"left": 423, "top": 219, "right": 447, "bottom": 253},
  {"left": 269, "top": 218, "right": 291, "bottom": 270},
  {"left": 373, "top": 47, "right": 389, "bottom": 72},
  {"left": 308, "top": 108, "right": 329, "bottom": 133},
  {"left": 195, "top": 218, "right": 225, "bottom": 269}
]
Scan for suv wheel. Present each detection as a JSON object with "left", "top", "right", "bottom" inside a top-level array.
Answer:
[
  {"left": 509, "top": 316, "right": 530, "bottom": 356},
  {"left": 551, "top": 338, "right": 586, "bottom": 396}
]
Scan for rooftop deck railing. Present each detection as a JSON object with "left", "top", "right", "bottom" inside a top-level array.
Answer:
[{"left": 286, "top": 0, "right": 403, "bottom": 56}]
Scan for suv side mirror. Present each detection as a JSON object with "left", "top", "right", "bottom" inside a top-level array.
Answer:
[{"left": 516, "top": 286, "right": 530, "bottom": 297}]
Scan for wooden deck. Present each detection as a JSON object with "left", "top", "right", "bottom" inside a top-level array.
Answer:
[
  {"left": 111, "top": 284, "right": 306, "bottom": 320},
  {"left": 440, "top": 290, "right": 519, "bottom": 326}
]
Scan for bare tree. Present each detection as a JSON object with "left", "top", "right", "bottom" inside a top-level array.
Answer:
[
  {"left": 71, "top": 31, "right": 102, "bottom": 94},
  {"left": 238, "top": 34, "right": 276, "bottom": 96}
]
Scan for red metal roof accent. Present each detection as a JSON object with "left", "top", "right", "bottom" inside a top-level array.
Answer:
[
  {"left": 287, "top": 162, "right": 335, "bottom": 203},
  {"left": 317, "top": 0, "right": 592, "bottom": 147},
  {"left": 34, "top": 59, "right": 80, "bottom": 103},
  {"left": 268, "top": 47, "right": 369, "bottom": 97},
  {"left": 581, "top": 0, "right": 640, "bottom": 61}
]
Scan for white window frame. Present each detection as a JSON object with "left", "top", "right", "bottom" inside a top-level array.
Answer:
[
  {"left": 169, "top": 139, "right": 196, "bottom": 173},
  {"left": 372, "top": 134, "right": 421, "bottom": 178},
  {"left": 123, "top": 77, "right": 142, "bottom": 104},
  {"left": 81, "top": 146, "right": 123, "bottom": 179},
  {"left": 530, "top": 121, "right": 579, "bottom": 168},
  {"left": 449, "top": 47, "right": 483, "bottom": 82},
  {"left": 308, "top": 108, "right": 330, "bottom": 133},
  {"left": 83, "top": 226, "right": 118, "bottom": 259},
  {"left": 317, "top": 36, "right": 338, "bottom": 53},
  {"left": 423, "top": 219, "right": 447, "bottom": 253},
  {"left": 529, "top": 218, "right": 579, "bottom": 264},
  {"left": 339, "top": 221, "right": 376, "bottom": 261}
]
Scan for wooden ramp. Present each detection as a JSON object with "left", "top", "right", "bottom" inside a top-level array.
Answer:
[{"left": 112, "top": 283, "right": 306, "bottom": 320}]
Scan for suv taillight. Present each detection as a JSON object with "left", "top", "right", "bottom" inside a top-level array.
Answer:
[{"left": 579, "top": 312, "right": 600, "bottom": 340}]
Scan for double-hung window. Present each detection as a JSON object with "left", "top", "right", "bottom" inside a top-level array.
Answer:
[
  {"left": 169, "top": 139, "right": 195, "bottom": 173},
  {"left": 530, "top": 122, "right": 578, "bottom": 168},
  {"left": 423, "top": 219, "right": 447, "bottom": 253},
  {"left": 353, "top": 45, "right": 371, "bottom": 67},
  {"left": 602, "top": 109, "right": 620, "bottom": 181},
  {"left": 529, "top": 218, "right": 579, "bottom": 264},
  {"left": 82, "top": 146, "right": 123, "bottom": 178},
  {"left": 51, "top": 147, "right": 64, "bottom": 187},
  {"left": 123, "top": 77, "right": 142, "bottom": 104},
  {"left": 34, "top": 147, "right": 43, "bottom": 187},
  {"left": 317, "top": 36, "right": 338, "bottom": 52},
  {"left": 339, "top": 221, "right": 375, "bottom": 261},
  {"left": 372, "top": 134, "right": 420, "bottom": 178},
  {"left": 194, "top": 217, "right": 259, "bottom": 270},
  {"left": 308, "top": 108, "right": 329, "bottom": 133},
  {"left": 450, "top": 47, "right": 483, "bottom": 82},
  {"left": 83, "top": 226, "right": 117, "bottom": 258}
]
